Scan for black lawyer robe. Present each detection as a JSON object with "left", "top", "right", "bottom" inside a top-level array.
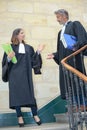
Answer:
[
  {"left": 53, "top": 21, "right": 87, "bottom": 99},
  {"left": 2, "top": 44, "right": 42, "bottom": 109}
]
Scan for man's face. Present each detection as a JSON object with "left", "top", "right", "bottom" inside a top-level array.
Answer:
[{"left": 56, "top": 13, "right": 66, "bottom": 25}]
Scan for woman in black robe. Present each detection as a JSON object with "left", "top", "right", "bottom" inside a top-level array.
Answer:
[
  {"left": 47, "top": 9, "right": 87, "bottom": 109},
  {"left": 2, "top": 28, "right": 45, "bottom": 127}
]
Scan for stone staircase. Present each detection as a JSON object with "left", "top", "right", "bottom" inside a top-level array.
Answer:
[
  {"left": 1, "top": 113, "right": 87, "bottom": 130},
  {"left": 1, "top": 111, "right": 87, "bottom": 130},
  {"left": 0, "top": 123, "right": 69, "bottom": 130},
  {"left": 0, "top": 113, "right": 69, "bottom": 130}
]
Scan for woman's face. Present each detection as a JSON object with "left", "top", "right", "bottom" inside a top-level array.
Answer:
[{"left": 17, "top": 29, "right": 25, "bottom": 42}]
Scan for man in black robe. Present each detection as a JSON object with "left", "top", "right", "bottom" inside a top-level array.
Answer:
[{"left": 47, "top": 9, "right": 87, "bottom": 109}]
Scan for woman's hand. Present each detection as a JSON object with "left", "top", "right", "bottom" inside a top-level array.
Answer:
[
  {"left": 37, "top": 44, "right": 45, "bottom": 53},
  {"left": 7, "top": 51, "right": 15, "bottom": 59}
]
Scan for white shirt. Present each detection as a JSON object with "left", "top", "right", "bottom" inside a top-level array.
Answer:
[
  {"left": 18, "top": 43, "right": 25, "bottom": 54},
  {"left": 60, "top": 22, "right": 68, "bottom": 48}
]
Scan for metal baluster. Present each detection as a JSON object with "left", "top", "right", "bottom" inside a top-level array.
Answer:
[
  {"left": 69, "top": 71, "right": 78, "bottom": 130},
  {"left": 84, "top": 82, "right": 87, "bottom": 130},
  {"left": 73, "top": 55, "right": 83, "bottom": 130},
  {"left": 62, "top": 65, "right": 76, "bottom": 130},
  {"left": 80, "top": 52, "right": 87, "bottom": 130},
  {"left": 79, "top": 78, "right": 85, "bottom": 130},
  {"left": 65, "top": 69, "right": 75, "bottom": 130},
  {"left": 62, "top": 65, "right": 72, "bottom": 130},
  {"left": 74, "top": 74, "right": 83, "bottom": 130}
]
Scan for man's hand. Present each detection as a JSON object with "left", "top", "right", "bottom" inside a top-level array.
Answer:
[{"left": 47, "top": 53, "right": 54, "bottom": 59}]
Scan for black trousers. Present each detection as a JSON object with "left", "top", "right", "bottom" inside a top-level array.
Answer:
[{"left": 15, "top": 106, "right": 37, "bottom": 117}]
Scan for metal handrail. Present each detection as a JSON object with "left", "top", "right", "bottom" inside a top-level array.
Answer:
[
  {"left": 61, "top": 45, "right": 87, "bottom": 82},
  {"left": 61, "top": 45, "right": 87, "bottom": 130}
]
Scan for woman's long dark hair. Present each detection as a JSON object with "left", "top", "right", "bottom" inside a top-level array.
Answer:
[{"left": 11, "top": 28, "right": 25, "bottom": 45}]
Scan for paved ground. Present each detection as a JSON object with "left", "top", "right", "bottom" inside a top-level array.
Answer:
[{"left": 0, "top": 123, "right": 69, "bottom": 130}]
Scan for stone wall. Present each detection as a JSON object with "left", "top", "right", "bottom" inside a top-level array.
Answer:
[{"left": 0, "top": 0, "right": 87, "bottom": 113}]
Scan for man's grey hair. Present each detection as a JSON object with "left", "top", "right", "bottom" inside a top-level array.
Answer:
[{"left": 54, "top": 9, "right": 69, "bottom": 19}]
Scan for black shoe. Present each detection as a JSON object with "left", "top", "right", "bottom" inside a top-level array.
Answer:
[
  {"left": 18, "top": 123, "right": 24, "bottom": 127},
  {"left": 33, "top": 115, "right": 42, "bottom": 126},
  {"left": 18, "top": 116, "right": 24, "bottom": 127},
  {"left": 36, "top": 120, "right": 42, "bottom": 125}
]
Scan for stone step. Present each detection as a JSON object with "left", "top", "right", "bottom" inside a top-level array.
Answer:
[
  {"left": 54, "top": 112, "right": 87, "bottom": 123},
  {"left": 54, "top": 113, "right": 69, "bottom": 123},
  {"left": 0, "top": 123, "right": 69, "bottom": 130},
  {"left": 54, "top": 113, "right": 87, "bottom": 130}
]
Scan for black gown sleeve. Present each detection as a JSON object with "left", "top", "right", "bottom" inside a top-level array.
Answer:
[
  {"left": 53, "top": 52, "right": 59, "bottom": 65},
  {"left": 2, "top": 53, "right": 13, "bottom": 82},
  {"left": 2, "top": 53, "right": 9, "bottom": 82},
  {"left": 30, "top": 46, "right": 42, "bottom": 74},
  {"left": 53, "top": 31, "right": 61, "bottom": 65},
  {"left": 73, "top": 21, "right": 87, "bottom": 55}
]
